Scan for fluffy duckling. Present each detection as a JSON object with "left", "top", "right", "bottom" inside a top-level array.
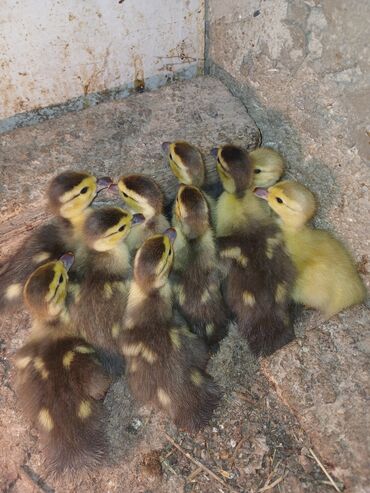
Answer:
[
  {"left": 249, "top": 147, "right": 284, "bottom": 188},
  {"left": 69, "top": 207, "right": 144, "bottom": 376},
  {"left": 114, "top": 174, "right": 170, "bottom": 253},
  {"left": 171, "top": 184, "right": 228, "bottom": 349},
  {"left": 120, "top": 229, "right": 220, "bottom": 432},
  {"left": 15, "top": 254, "right": 111, "bottom": 475},
  {"left": 212, "top": 145, "right": 296, "bottom": 356},
  {"left": 255, "top": 180, "right": 366, "bottom": 318},
  {"left": 161, "top": 141, "right": 218, "bottom": 222},
  {"left": 0, "top": 171, "right": 112, "bottom": 311}
]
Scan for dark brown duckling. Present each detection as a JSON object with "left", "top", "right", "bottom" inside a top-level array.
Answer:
[
  {"left": 119, "top": 229, "right": 220, "bottom": 432},
  {"left": 171, "top": 184, "right": 229, "bottom": 350},
  {"left": 161, "top": 140, "right": 217, "bottom": 224},
  {"left": 15, "top": 254, "right": 111, "bottom": 475},
  {"left": 212, "top": 145, "right": 296, "bottom": 356},
  {"left": 113, "top": 174, "right": 170, "bottom": 253},
  {"left": 69, "top": 207, "right": 145, "bottom": 377},
  {"left": 0, "top": 171, "right": 112, "bottom": 312}
]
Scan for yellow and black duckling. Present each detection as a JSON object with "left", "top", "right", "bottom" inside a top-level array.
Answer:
[
  {"left": 120, "top": 229, "right": 220, "bottom": 432},
  {"left": 69, "top": 207, "right": 145, "bottom": 376},
  {"left": 255, "top": 180, "right": 366, "bottom": 318},
  {"left": 0, "top": 171, "right": 112, "bottom": 312},
  {"left": 161, "top": 140, "right": 217, "bottom": 222},
  {"left": 15, "top": 254, "right": 111, "bottom": 475},
  {"left": 171, "top": 184, "right": 229, "bottom": 349},
  {"left": 113, "top": 174, "right": 170, "bottom": 253},
  {"left": 212, "top": 145, "right": 296, "bottom": 356}
]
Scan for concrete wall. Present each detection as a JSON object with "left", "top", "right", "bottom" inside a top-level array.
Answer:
[
  {"left": 0, "top": 0, "right": 204, "bottom": 120},
  {"left": 207, "top": 0, "right": 370, "bottom": 292}
]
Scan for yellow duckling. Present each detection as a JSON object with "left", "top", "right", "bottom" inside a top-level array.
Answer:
[
  {"left": 212, "top": 145, "right": 296, "bottom": 356},
  {"left": 69, "top": 207, "right": 144, "bottom": 376},
  {"left": 113, "top": 174, "right": 170, "bottom": 253},
  {"left": 162, "top": 140, "right": 217, "bottom": 223},
  {"left": 249, "top": 147, "right": 284, "bottom": 188},
  {"left": 255, "top": 180, "right": 366, "bottom": 318},
  {"left": 0, "top": 171, "right": 112, "bottom": 311},
  {"left": 15, "top": 254, "right": 111, "bottom": 475},
  {"left": 120, "top": 229, "right": 220, "bottom": 432},
  {"left": 171, "top": 184, "right": 229, "bottom": 349}
]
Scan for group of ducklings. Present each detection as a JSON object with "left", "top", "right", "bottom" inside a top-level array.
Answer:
[{"left": 1, "top": 141, "right": 365, "bottom": 475}]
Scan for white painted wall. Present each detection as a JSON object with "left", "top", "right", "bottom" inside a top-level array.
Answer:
[{"left": 0, "top": 0, "right": 204, "bottom": 119}]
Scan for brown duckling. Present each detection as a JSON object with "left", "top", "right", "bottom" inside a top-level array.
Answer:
[
  {"left": 0, "top": 171, "right": 112, "bottom": 312},
  {"left": 212, "top": 145, "right": 296, "bottom": 356},
  {"left": 255, "top": 180, "right": 366, "bottom": 318},
  {"left": 161, "top": 140, "right": 217, "bottom": 223},
  {"left": 15, "top": 254, "right": 111, "bottom": 475},
  {"left": 69, "top": 207, "right": 145, "bottom": 376},
  {"left": 113, "top": 174, "right": 170, "bottom": 253},
  {"left": 171, "top": 184, "right": 229, "bottom": 349},
  {"left": 120, "top": 229, "right": 220, "bottom": 432}
]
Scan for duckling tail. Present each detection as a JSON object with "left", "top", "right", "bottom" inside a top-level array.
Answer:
[{"left": 171, "top": 369, "right": 220, "bottom": 433}]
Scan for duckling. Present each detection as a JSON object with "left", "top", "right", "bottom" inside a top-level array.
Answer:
[
  {"left": 161, "top": 141, "right": 218, "bottom": 223},
  {"left": 249, "top": 147, "right": 284, "bottom": 188},
  {"left": 171, "top": 184, "right": 229, "bottom": 349},
  {"left": 0, "top": 171, "right": 112, "bottom": 312},
  {"left": 69, "top": 207, "right": 145, "bottom": 376},
  {"left": 255, "top": 181, "right": 366, "bottom": 318},
  {"left": 120, "top": 229, "right": 220, "bottom": 432},
  {"left": 15, "top": 254, "right": 111, "bottom": 475},
  {"left": 114, "top": 174, "right": 170, "bottom": 253},
  {"left": 212, "top": 145, "right": 296, "bottom": 356}
]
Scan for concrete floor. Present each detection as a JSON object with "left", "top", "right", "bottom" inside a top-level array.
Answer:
[{"left": 0, "top": 77, "right": 369, "bottom": 493}]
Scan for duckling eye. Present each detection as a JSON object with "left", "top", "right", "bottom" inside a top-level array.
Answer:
[
  {"left": 122, "top": 191, "right": 128, "bottom": 198},
  {"left": 254, "top": 169, "right": 262, "bottom": 174},
  {"left": 217, "top": 157, "right": 221, "bottom": 165},
  {"left": 80, "top": 187, "right": 88, "bottom": 194},
  {"left": 118, "top": 225, "right": 126, "bottom": 232},
  {"left": 169, "top": 248, "right": 172, "bottom": 256},
  {"left": 276, "top": 197, "right": 283, "bottom": 204},
  {"left": 58, "top": 275, "right": 64, "bottom": 284}
]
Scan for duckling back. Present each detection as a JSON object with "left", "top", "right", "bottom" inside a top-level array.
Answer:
[
  {"left": 121, "top": 292, "right": 220, "bottom": 432},
  {"left": 218, "top": 221, "right": 296, "bottom": 356},
  {"left": 15, "top": 336, "right": 111, "bottom": 475}
]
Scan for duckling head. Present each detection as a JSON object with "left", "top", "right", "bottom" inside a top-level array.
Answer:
[
  {"left": 162, "top": 141, "right": 205, "bottom": 187},
  {"left": 211, "top": 145, "right": 253, "bottom": 195},
  {"left": 250, "top": 147, "right": 284, "bottom": 188},
  {"left": 24, "top": 253, "right": 74, "bottom": 320},
  {"left": 82, "top": 206, "right": 145, "bottom": 252},
  {"left": 175, "top": 185, "right": 209, "bottom": 239},
  {"left": 134, "top": 228, "right": 177, "bottom": 292},
  {"left": 117, "top": 174, "right": 164, "bottom": 219},
  {"left": 47, "top": 171, "right": 112, "bottom": 220},
  {"left": 255, "top": 180, "right": 316, "bottom": 229}
]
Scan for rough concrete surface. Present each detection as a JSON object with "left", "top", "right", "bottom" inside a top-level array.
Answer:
[{"left": 207, "top": 1, "right": 370, "bottom": 491}]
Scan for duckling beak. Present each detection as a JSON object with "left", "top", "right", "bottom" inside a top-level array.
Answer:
[
  {"left": 254, "top": 187, "right": 269, "bottom": 200},
  {"left": 164, "top": 228, "right": 177, "bottom": 244},
  {"left": 96, "top": 176, "right": 113, "bottom": 193},
  {"left": 107, "top": 183, "right": 119, "bottom": 194},
  {"left": 132, "top": 213, "right": 145, "bottom": 226},
  {"left": 210, "top": 147, "right": 218, "bottom": 157},
  {"left": 161, "top": 142, "right": 170, "bottom": 154},
  {"left": 59, "top": 252, "right": 75, "bottom": 272}
]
